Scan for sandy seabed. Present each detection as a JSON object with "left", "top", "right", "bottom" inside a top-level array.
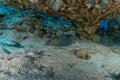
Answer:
[{"left": 0, "top": 36, "right": 119, "bottom": 80}]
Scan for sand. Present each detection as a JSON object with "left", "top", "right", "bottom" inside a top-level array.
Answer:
[{"left": 0, "top": 36, "right": 119, "bottom": 80}]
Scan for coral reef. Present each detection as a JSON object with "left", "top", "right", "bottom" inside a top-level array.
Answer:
[
  {"left": 97, "top": 17, "right": 120, "bottom": 45},
  {"left": 35, "top": 0, "right": 120, "bottom": 41},
  {"left": 7, "top": 0, "right": 120, "bottom": 41},
  {"left": 0, "top": 6, "right": 78, "bottom": 43},
  {"left": 0, "top": 6, "right": 28, "bottom": 28},
  {"left": 108, "top": 17, "right": 120, "bottom": 42}
]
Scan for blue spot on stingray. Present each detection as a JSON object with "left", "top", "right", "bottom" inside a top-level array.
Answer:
[{"left": 100, "top": 20, "right": 108, "bottom": 31}]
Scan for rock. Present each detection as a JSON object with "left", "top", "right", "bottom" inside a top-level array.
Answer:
[
  {"left": 74, "top": 49, "right": 96, "bottom": 60},
  {"left": 108, "top": 17, "right": 120, "bottom": 42}
]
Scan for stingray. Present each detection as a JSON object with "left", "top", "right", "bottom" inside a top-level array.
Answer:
[{"left": 45, "top": 36, "right": 74, "bottom": 47}]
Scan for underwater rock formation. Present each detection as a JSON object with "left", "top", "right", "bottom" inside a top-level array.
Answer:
[
  {"left": 108, "top": 17, "right": 120, "bottom": 42},
  {"left": 97, "top": 16, "right": 120, "bottom": 45},
  {"left": 5, "top": 0, "right": 120, "bottom": 41}
]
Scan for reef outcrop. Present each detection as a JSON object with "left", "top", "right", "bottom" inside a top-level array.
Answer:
[{"left": 6, "top": 0, "right": 120, "bottom": 41}]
